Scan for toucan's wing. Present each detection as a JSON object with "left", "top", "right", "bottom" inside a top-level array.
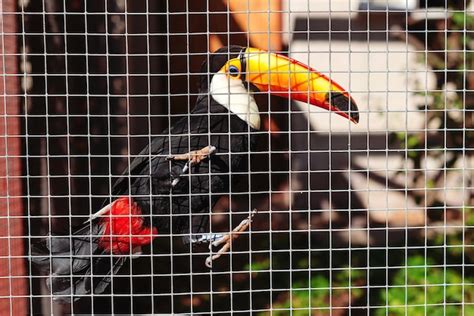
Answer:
[
  {"left": 110, "top": 108, "right": 211, "bottom": 196},
  {"left": 109, "top": 134, "right": 169, "bottom": 197},
  {"left": 109, "top": 113, "right": 194, "bottom": 196}
]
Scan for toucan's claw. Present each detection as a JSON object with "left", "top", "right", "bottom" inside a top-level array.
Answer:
[
  {"left": 169, "top": 145, "right": 217, "bottom": 187},
  {"left": 205, "top": 209, "right": 258, "bottom": 268},
  {"left": 189, "top": 233, "right": 225, "bottom": 245},
  {"left": 167, "top": 145, "right": 216, "bottom": 164}
]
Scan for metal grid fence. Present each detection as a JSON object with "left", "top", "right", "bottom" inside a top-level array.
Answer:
[{"left": 1, "top": 0, "right": 473, "bottom": 314}]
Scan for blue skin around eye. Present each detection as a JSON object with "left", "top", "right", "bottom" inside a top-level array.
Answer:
[{"left": 229, "top": 65, "right": 239, "bottom": 75}]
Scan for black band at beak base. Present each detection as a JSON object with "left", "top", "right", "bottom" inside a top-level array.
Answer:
[{"left": 239, "top": 48, "right": 247, "bottom": 82}]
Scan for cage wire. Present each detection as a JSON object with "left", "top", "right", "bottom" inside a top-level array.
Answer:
[{"left": 0, "top": 0, "right": 473, "bottom": 314}]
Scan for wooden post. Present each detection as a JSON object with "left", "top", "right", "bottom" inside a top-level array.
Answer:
[{"left": 0, "top": 0, "right": 28, "bottom": 315}]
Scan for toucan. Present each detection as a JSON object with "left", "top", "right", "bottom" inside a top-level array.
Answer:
[{"left": 31, "top": 45, "right": 359, "bottom": 301}]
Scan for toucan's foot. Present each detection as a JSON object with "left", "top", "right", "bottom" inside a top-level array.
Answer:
[
  {"left": 205, "top": 209, "right": 258, "bottom": 268},
  {"left": 168, "top": 146, "right": 216, "bottom": 187},
  {"left": 189, "top": 233, "right": 225, "bottom": 245},
  {"left": 167, "top": 145, "right": 216, "bottom": 165}
]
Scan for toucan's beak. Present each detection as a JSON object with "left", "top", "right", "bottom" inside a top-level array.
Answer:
[{"left": 243, "top": 47, "right": 359, "bottom": 123}]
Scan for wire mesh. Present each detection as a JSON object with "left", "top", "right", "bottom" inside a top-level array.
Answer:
[{"left": 0, "top": 0, "right": 473, "bottom": 314}]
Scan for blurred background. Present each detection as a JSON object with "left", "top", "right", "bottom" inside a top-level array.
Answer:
[{"left": 1, "top": 0, "right": 473, "bottom": 314}]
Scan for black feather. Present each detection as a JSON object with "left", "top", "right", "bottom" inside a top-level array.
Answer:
[
  {"left": 31, "top": 221, "right": 125, "bottom": 302},
  {"left": 30, "top": 46, "right": 257, "bottom": 301},
  {"left": 113, "top": 95, "right": 257, "bottom": 236}
]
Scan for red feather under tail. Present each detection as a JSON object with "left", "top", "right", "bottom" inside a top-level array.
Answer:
[{"left": 98, "top": 197, "right": 157, "bottom": 254}]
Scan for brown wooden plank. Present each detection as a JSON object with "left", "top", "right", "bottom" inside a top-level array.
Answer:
[{"left": 0, "top": 0, "right": 28, "bottom": 314}]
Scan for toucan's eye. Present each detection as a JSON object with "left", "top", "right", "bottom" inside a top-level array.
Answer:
[{"left": 228, "top": 65, "right": 239, "bottom": 77}]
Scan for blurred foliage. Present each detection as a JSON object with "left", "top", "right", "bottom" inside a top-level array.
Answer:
[
  {"left": 259, "top": 268, "right": 365, "bottom": 316},
  {"left": 259, "top": 4, "right": 474, "bottom": 315},
  {"left": 377, "top": 256, "right": 474, "bottom": 315},
  {"left": 392, "top": 6, "right": 474, "bottom": 208},
  {"left": 382, "top": 4, "right": 474, "bottom": 315}
]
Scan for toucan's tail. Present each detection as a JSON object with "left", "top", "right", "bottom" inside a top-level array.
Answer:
[
  {"left": 31, "top": 197, "right": 157, "bottom": 302},
  {"left": 31, "top": 222, "right": 126, "bottom": 302}
]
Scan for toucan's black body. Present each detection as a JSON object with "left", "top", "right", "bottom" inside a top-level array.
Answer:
[
  {"left": 114, "top": 95, "right": 257, "bottom": 236},
  {"left": 31, "top": 47, "right": 257, "bottom": 300},
  {"left": 31, "top": 45, "right": 359, "bottom": 302},
  {"left": 112, "top": 46, "right": 255, "bottom": 236}
]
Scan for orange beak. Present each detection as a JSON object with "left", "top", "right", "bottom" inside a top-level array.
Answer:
[{"left": 243, "top": 47, "right": 359, "bottom": 123}]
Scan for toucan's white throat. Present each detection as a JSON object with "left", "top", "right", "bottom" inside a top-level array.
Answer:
[{"left": 209, "top": 73, "right": 261, "bottom": 130}]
